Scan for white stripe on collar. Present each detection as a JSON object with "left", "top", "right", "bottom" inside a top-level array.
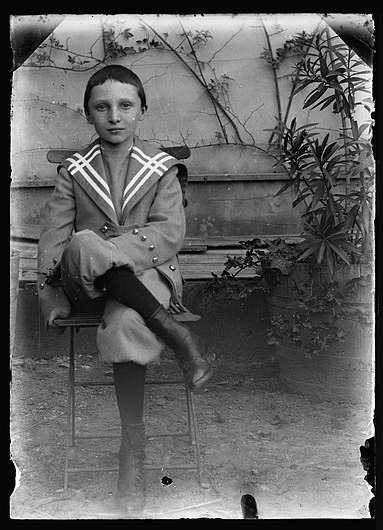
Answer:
[
  {"left": 122, "top": 148, "right": 174, "bottom": 211},
  {"left": 67, "top": 147, "right": 115, "bottom": 213}
]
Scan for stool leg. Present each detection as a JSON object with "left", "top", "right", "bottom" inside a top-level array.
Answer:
[
  {"left": 70, "top": 329, "right": 75, "bottom": 446},
  {"left": 186, "top": 387, "right": 203, "bottom": 486},
  {"left": 185, "top": 386, "right": 195, "bottom": 445},
  {"left": 64, "top": 327, "right": 75, "bottom": 490}
]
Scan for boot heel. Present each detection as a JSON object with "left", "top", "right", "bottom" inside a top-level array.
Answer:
[
  {"left": 147, "top": 306, "right": 215, "bottom": 392},
  {"left": 188, "top": 356, "right": 215, "bottom": 392}
]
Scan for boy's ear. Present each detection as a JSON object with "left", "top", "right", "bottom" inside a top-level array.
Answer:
[{"left": 138, "top": 106, "right": 147, "bottom": 121}]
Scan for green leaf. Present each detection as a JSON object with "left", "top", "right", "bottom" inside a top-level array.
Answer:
[
  {"left": 341, "top": 241, "right": 361, "bottom": 255},
  {"left": 316, "top": 94, "right": 337, "bottom": 111},
  {"left": 274, "top": 179, "right": 296, "bottom": 197},
  {"left": 314, "top": 241, "right": 325, "bottom": 263},
  {"left": 327, "top": 80, "right": 344, "bottom": 92},
  {"left": 311, "top": 183, "right": 324, "bottom": 210},
  {"left": 332, "top": 49, "right": 348, "bottom": 67},
  {"left": 357, "top": 123, "right": 370, "bottom": 137},
  {"left": 292, "top": 195, "right": 309, "bottom": 208},
  {"left": 319, "top": 52, "right": 329, "bottom": 77},
  {"left": 326, "top": 241, "right": 351, "bottom": 264},
  {"left": 344, "top": 204, "right": 359, "bottom": 228},
  {"left": 322, "top": 143, "right": 339, "bottom": 162},
  {"left": 263, "top": 128, "right": 285, "bottom": 135},
  {"left": 294, "top": 122, "right": 319, "bottom": 132},
  {"left": 325, "top": 246, "right": 335, "bottom": 276},
  {"left": 292, "top": 79, "right": 313, "bottom": 96},
  {"left": 303, "top": 85, "right": 328, "bottom": 109},
  {"left": 327, "top": 68, "right": 347, "bottom": 78},
  {"left": 297, "top": 245, "right": 319, "bottom": 262}
]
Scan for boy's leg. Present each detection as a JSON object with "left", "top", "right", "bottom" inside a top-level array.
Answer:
[
  {"left": 60, "top": 232, "right": 112, "bottom": 313},
  {"left": 113, "top": 361, "right": 146, "bottom": 513},
  {"left": 94, "top": 268, "right": 160, "bottom": 319},
  {"left": 61, "top": 231, "right": 214, "bottom": 391},
  {"left": 112, "top": 362, "right": 146, "bottom": 425},
  {"left": 96, "top": 267, "right": 215, "bottom": 391}
]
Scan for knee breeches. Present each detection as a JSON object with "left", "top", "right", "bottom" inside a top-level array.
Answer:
[{"left": 61, "top": 230, "right": 172, "bottom": 365}]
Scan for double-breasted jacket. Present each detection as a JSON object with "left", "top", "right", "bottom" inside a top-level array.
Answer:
[{"left": 37, "top": 137, "right": 188, "bottom": 364}]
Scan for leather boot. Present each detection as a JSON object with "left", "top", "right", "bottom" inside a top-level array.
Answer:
[
  {"left": 115, "top": 423, "right": 146, "bottom": 514},
  {"left": 146, "top": 305, "right": 215, "bottom": 392}
]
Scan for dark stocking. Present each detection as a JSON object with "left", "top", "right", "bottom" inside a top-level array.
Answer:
[
  {"left": 94, "top": 267, "right": 161, "bottom": 320},
  {"left": 113, "top": 362, "right": 146, "bottom": 425}
]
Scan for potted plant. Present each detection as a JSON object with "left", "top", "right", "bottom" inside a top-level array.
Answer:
[{"left": 207, "top": 28, "right": 374, "bottom": 404}]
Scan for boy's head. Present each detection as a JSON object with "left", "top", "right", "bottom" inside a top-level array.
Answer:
[{"left": 83, "top": 65, "right": 147, "bottom": 118}]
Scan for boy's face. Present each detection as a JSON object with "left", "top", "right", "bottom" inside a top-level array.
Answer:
[{"left": 86, "top": 80, "right": 145, "bottom": 148}]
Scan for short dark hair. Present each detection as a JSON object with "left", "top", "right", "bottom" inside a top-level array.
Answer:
[{"left": 83, "top": 65, "right": 147, "bottom": 116}]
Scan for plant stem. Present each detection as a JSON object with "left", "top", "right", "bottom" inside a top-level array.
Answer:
[
  {"left": 139, "top": 17, "right": 245, "bottom": 144},
  {"left": 179, "top": 21, "right": 229, "bottom": 143},
  {"left": 260, "top": 18, "right": 283, "bottom": 148},
  {"left": 305, "top": 134, "right": 332, "bottom": 196},
  {"left": 324, "top": 26, "right": 350, "bottom": 196},
  {"left": 281, "top": 23, "right": 322, "bottom": 139}
]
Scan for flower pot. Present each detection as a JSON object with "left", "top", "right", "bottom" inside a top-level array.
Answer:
[{"left": 266, "top": 263, "right": 374, "bottom": 404}]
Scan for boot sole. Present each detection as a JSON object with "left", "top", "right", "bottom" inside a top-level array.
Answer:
[{"left": 189, "top": 364, "right": 214, "bottom": 393}]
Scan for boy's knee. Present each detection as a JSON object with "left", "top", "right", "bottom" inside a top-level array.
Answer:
[
  {"left": 63, "top": 232, "right": 88, "bottom": 269},
  {"left": 65, "top": 230, "right": 101, "bottom": 258},
  {"left": 62, "top": 230, "right": 114, "bottom": 284}
]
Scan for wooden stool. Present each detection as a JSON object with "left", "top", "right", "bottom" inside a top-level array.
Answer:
[{"left": 54, "top": 310, "right": 205, "bottom": 490}]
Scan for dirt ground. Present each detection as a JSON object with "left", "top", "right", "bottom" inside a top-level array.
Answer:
[{"left": 10, "top": 323, "right": 374, "bottom": 521}]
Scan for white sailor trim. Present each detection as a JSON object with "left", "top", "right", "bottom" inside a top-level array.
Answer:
[
  {"left": 67, "top": 143, "right": 100, "bottom": 176},
  {"left": 122, "top": 147, "right": 175, "bottom": 211},
  {"left": 131, "top": 146, "right": 174, "bottom": 174},
  {"left": 67, "top": 147, "right": 115, "bottom": 213}
]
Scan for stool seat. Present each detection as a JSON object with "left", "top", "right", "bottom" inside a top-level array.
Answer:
[{"left": 53, "top": 309, "right": 201, "bottom": 327}]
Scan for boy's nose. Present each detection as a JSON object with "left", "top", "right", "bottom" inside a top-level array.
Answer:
[{"left": 108, "top": 107, "right": 120, "bottom": 122}]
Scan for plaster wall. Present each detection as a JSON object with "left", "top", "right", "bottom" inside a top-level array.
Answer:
[{"left": 12, "top": 14, "right": 354, "bottom": 239}]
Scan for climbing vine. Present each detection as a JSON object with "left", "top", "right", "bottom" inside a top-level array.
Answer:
[
  {"left": 20, "top": 16, "right": 346, "bottom": 163},
  {"left": 259, "top": 25, "right": 316, "bottom": 147},
  {"left": 23, "top": 16, "right": 273, "bottom": 153}
]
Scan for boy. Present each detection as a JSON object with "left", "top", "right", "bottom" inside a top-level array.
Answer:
[{"left": 37, "top": 65, "right": 214, "bottom": 513}]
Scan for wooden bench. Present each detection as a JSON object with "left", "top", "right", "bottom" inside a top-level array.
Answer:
[
  {"left": 12, "top": 144, "right": 266, "bottom": 285},
  {"left": 11, "top": 229, "right": 302, "bottom": 286}
]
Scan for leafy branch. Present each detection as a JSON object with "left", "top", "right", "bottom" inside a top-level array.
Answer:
[
  {"left": 138, "top": 17, "right": 245, "bottom": 145},
  {"left": 259, "top": 24, "right": 320, "bottom": 146},
  {"left": 24, "top": 18, "right": 270, "bottom": 154},
  {"left": 25, "top": 33, "right": 106, "bottom": 71}
]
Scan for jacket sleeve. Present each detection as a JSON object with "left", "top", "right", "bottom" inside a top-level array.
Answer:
[
  {"left": 109, "top": 166, "right": 186, "bottom": 274},
  {"left": 37, "top": 168, "right": 75, "bottom": 320}
]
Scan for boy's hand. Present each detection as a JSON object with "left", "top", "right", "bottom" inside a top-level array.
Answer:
[{"left": 47, "top": 306, "right": 71, "bottom": 334}]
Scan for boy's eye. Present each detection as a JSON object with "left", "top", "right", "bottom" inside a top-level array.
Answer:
[
  {"left": 121, "top": 102, "right": 131, "bottom": 109},
  {"left": 96, "top": 104, "right": 107, "bottom": 111}
]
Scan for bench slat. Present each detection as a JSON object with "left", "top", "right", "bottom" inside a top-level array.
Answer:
[{"left": 14, "top": 250, "right": 253, "bottom": 283}]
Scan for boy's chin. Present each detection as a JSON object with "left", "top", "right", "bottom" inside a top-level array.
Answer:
[{"left": 100, "top": 137, "right": 132, "bottom": 148}]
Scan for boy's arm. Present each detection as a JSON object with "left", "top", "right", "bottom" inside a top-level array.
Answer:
[{"left": 37, "top": 168, "right": 76, "bottom": 325}]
